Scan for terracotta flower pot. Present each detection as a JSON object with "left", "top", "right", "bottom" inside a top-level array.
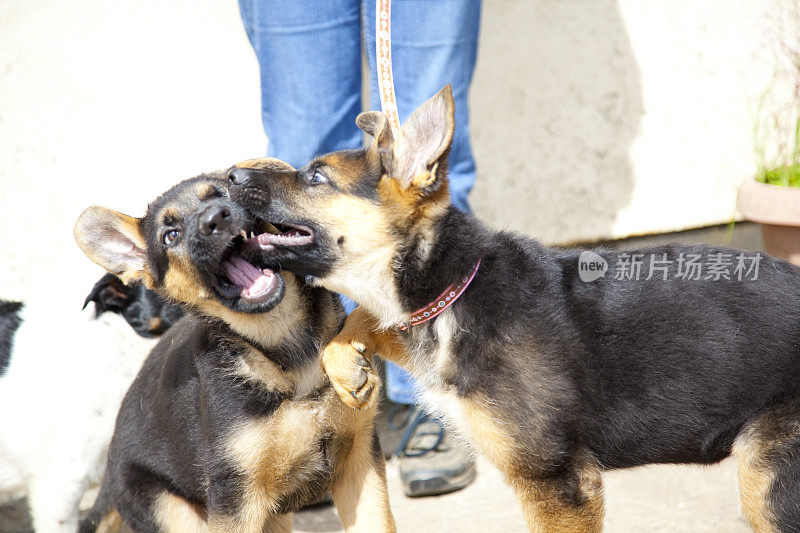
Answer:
[{"left": 738, "top": 177, "right": 800, "bottom": 265}]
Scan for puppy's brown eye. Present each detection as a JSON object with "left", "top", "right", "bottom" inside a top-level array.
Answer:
[
  {"left": 163, "top": 230, "right": 180, "bottom": 245},
  {"left": 309, "top": 171, "right": 328, "bottom": 186}
]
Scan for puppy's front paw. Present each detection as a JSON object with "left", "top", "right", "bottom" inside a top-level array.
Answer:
[{"left": 322, "top": 339, "right": 380, "bottom": 410}]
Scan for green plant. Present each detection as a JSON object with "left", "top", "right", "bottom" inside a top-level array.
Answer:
[
  {"left": 762, "top": 161, "right": 800, "bottom": 186},
  {"left": 754, "top": 1, "right": 800, "bottom": 186}
]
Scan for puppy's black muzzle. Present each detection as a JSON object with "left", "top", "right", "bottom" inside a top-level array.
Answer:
[
  {"left": 198, "top": 204, "right": 233, "bottom": 236},
  {"left": 228, "top": 167, "right": 272, "bottom": 217},
  {"left": 187, "top": 200, "right": 252, "bottom": 273},
  {"left": 227, "top": 166, "right": 334, "bottom": 280},
  {"left": 228, "top": 167, "right": 252, "bottom": 187}
]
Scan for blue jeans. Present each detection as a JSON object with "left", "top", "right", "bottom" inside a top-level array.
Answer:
[{"left": 239, "top": 0, "right": 481, "bottom": 404}]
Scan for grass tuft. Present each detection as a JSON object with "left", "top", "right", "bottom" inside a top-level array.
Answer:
[{"left": 759, "top": 163, "right": 800, "bottom": 187}]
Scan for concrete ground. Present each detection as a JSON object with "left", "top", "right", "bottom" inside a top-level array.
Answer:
[{"left": 0, "top": 455, "right": 753, "bottom": 533}]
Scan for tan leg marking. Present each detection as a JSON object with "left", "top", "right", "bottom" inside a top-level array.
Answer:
[
  {"left": 231, "top": 346, "right": 295, "bottom": 394},
  {"left": 733, "top": 429, "right": 778, "bottom": 533},
  {"left": 262, "top": 513, "right": 293, "bottom": 533},
  {"left": 506, "top": 453, "right": 604, "bottom": 533},
  {"left": 462, "top": 399, "right": 603, "bottom": 533},
  {"left": 208, "top": 511, "right": 292, "bottom": 533},
  {"left": 507, "top": 464, "right": 604, "bottom": 533},
  {"left": 95, "top": 509, "right": 124, "bottom": 533},
  {"left": 148, "top": 316, "right": 163, "bottom": 331},
  {"left": 223, "top": 402, "right": 327, "bottom": 529},
  {"left": 153, "top": 491, "right": 208, "bottom": 533},
  {"left": 329, "top": 409, "right": 395, "bottom": 532}
]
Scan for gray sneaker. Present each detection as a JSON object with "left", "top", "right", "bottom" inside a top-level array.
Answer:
[{"left": 393, "top": 408, "right": 476, "bottom": 497}]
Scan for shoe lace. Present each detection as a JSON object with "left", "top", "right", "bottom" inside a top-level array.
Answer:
[{"left": 388, "top": 405, "right": 445, "bottom": 458}]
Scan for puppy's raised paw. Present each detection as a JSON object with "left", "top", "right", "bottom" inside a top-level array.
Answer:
[{"left": 322, "top": 339, "right": 381, "bottom": 410}]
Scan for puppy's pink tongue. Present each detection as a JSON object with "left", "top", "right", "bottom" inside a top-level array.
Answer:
[{"left": 222, "top": 256, "right": 275, "bottom": 302}]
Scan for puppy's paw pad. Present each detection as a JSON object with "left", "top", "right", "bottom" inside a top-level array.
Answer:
[{"left": 323, "top": 341, "right": 380, "bottom": 410}]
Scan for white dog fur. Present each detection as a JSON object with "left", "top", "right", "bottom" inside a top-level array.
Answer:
[{"left": 0, "top": 293, "right": 155, "bottom": 532}]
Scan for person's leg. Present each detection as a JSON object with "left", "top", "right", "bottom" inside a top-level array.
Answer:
[
  {"left": 238, "top": 0, "right": 363, "bottom": 165},
  {"left": 363, "top": 0, "right": 482, "bottom": 497},
  {"left": 364, "top": 0, "right": 481, "bottom": 212}
]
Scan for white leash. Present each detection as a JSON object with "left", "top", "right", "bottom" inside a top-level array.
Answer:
[{"left": 375, "top": 0, "right": 401, "bottom": 138}]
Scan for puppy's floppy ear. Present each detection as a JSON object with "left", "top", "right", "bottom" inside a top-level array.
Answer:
[
  {"left": 74, "top": 206, "right": 149, "bottom": 286},
  {"left": 393, "top": 85, "right": 455, "bottom": 191}
]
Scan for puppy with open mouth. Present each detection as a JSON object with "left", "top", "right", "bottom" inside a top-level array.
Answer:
[
  {"left": 228, "top": 87, "right": 800, "bottom": 532},
  {"left": 73, "top": 173, "right": 394, "bottom": 533}
]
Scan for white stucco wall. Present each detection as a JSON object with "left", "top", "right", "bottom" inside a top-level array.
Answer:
[
  {"left": 0, "top": 1, "right": 265, "bottom": 300},
  {"left": 470, "top": 0, "right": 782, "bottom": 244},
  {"left": 0, "top": 0, "right": 790, "bottom": 301}
]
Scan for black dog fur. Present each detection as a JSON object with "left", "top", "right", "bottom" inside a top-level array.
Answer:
[
  {"left": 0, "top": 300, "right": 23, "bottom": 377},
  {"left": 84, "top": 273, "right": 184, "bottom": 337}
]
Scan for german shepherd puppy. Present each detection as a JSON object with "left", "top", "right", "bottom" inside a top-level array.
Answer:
[
  {"left": 228, "top": 87, "right": 800, "bottom": 532},
  {"left": 73, "top": 174, "right": 394, "bottom": 533}
]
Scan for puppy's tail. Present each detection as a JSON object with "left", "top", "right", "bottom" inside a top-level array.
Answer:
[{"left": 79, "top": 477, "right": 123, "bottom": 533}]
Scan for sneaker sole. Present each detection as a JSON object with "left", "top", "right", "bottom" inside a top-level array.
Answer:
[{"left": 402, "top": 465, "right": 477, "bottom": 498}]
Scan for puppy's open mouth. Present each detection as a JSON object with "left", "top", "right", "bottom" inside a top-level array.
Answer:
[
  {"left": 212, "top": 222, "right": 312, "bottom": 302},
  {"left": 252, "top": 222, "right": 314, "bottom": 249},
  {"left": 213, "top": 232, "right": 278, "bottom": 303}
]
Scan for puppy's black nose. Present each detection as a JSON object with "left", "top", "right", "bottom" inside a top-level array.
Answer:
[
  {"left": 228, "top": 167, "right": 251, "bottom": 186},
  {"left": 199, "top": 205, "right": 232, "bottom": 236}
]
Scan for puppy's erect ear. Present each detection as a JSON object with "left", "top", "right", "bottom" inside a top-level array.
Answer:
[
  {"left": 357, "top": 86, "right": 455, "bottom": 192},
  {"left": 394, "top": 85, "right": 455, "bottom": 190},
  {"left": 357, "top": 111, "right": 396, "bottom": 177},
  {"left": 74, "top": 207, "right": 149, "bottom": 285}
]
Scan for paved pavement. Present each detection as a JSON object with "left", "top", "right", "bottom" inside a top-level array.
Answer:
[
  {"left": 0, "top": 444, "right": 754, "bottom": 533},
  {"left": 293, "top": 455, "right": 751, "bottom": 532}
]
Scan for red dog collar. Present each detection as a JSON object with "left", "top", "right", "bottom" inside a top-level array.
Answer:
[{"left": 398, "top": 259, "right": 481, "bottom": 330}]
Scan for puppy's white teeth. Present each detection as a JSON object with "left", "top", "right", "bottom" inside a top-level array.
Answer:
[{"left": 239, "top": 229, "right": 247, "bottom": 238}]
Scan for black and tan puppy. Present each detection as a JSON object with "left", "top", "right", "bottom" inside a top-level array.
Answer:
[
  {"left": 84, "top": 273, "right": 185, "bottom": 337},
  {"left": 73, "top": 175, "right": 394, "bottom": 533},
  {"left": 229, "top": 87, "right": 800, "bottom": 532}
]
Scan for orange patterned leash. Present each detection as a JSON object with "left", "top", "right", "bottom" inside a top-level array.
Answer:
[{"left": 376, "top": 0, "right": 401, "bottom": 138}]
